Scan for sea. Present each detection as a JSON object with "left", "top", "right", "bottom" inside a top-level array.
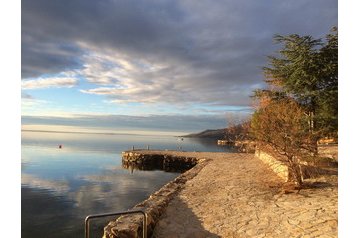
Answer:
[{"left": 21, "top": 130, "right": 233, "bottom": 238}]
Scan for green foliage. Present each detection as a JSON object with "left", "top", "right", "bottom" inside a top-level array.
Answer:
[
  {"left": 264, "top": 34, "right": 323, "bottom": 102},
  {"left": 259, "top": 27, "right": 338, "bottom": 137},
  {"left": 249, "top": 27, "right": 338, "bottom": 186},
  {"left": 251, "top": 89, "right": 287, "bottom": 101},
  {"left": 315, "top": 27, "right": 338, "bottom": 135}
]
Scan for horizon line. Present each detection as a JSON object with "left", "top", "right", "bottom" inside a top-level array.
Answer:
[{"left": 21, "top": 129, "right": 184, "bottom": 137}]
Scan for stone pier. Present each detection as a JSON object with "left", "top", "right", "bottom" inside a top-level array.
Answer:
[{"left": 121, "top": 150, "right": 200, "bottom": 172}]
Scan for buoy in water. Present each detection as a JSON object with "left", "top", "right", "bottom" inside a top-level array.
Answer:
[{"left": 58, "top": 144, "right": 62, "bottom": 149}]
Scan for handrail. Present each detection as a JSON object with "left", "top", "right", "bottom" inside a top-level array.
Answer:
[{"left": 85, "top": 209, "right": 147, "bottom": 238}]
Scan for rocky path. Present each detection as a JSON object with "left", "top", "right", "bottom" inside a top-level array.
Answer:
[{"left": 151, "top": 152, "right": 337, "bottom": 238}]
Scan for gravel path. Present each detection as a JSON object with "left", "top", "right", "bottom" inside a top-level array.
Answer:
[{"left": 151, "top": 152, "right": 337, "bottom": 238}]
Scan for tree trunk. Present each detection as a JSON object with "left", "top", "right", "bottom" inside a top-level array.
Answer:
[
  {"left": 288, "top": 155, "right": 303, "bottom": 187},
  {"left": 309, "top": 110, "right": 318, "bottom": 157}
]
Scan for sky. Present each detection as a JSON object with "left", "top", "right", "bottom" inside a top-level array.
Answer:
[
  {"left": 21, "top": 0, "right": 338, "bottom": 135},
  {"left": 9, "top": 1, "right": 358, "bottom": 235}
]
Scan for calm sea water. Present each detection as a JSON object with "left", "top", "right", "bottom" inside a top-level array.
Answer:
[{"left": 21, "top": 131, "right": 233, "bottom": 238}]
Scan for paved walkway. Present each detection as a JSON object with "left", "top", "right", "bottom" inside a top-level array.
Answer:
[{"left": 151, "top": 152, "right": 337, "bottom": 238}]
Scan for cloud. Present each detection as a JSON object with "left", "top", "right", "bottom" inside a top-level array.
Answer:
[
  {"left": 21, "top": 39, "right": 83, "bottom": 78},
  {"left": 21, "top": 92, "right": 34, "bottom": 99},
  {"left": 21, "top": 93, "right": 49, "bottom": 109},
  {"left": 77, "top": 47, "right": 259, "bottom": 106},
  {"left": 22, "top": 76, "right": 78, "bottom": 89},
  {"left": 21, "top": 113, "right": 244, "bottom": 133},
  {"left": 22, "top": 0, "right": 337, "bottom": 107}
]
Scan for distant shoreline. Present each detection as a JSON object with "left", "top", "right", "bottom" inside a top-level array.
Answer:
[
  {"left": 181, "top": 128, "right": 226, "bottom": 139},
  {"left": 21, "top": 129, "right": 174, "bottom": 137}
]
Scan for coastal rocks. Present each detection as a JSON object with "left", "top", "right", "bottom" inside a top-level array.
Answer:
[
  {"left": 103, "top": 151, "right": 209, "bottom": 238},
  {"left": 105, "top": 218, "right": 142, "bottom": 238},
  {"left": 217, "top": 140, "right": 233, "bottom": 145}
]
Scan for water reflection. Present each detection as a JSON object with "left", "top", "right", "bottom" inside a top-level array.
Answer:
[
  {"left": 22, "top": 187, "right": 79, "bottom": 238},
  {"left": 21, "top": 131, "right": 235, "bottom": 154},
  {"left": 22, "top": 173, "right": 70, "bottom": 194},
  {"left": 122, "top": 162, "right": 190, "bottom": 173},
  {"left": 22, "top": 161, "right": 179, "bottom": 238},
  {"left": 21, "top": 131, "right": 233, "bottom": 238}
]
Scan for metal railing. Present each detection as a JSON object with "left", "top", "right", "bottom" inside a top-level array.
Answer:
[{"left": 85, "top": 209, "right": 147, "bottom": 238}]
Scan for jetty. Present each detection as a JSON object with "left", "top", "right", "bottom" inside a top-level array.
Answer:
[{"left": 104, "top": 150, "right": 337, "bottom": 238}]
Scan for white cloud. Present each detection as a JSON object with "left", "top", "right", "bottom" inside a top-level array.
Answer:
[
  {"left": 77, "top": 48, "right": 177, "bottom": 103},
  {"left": 21, "top": 96, "right": 48, "bottom": 108},
  {"left": 79, "top": 86, "right": 122, "bottom": 95},
  {"left": 22, "top": 0, "right": 337, "bottom": 108},
  {"left": 21, "top": 76, "right": 78, "bottom": 89},
  {"left": 21, "top": 113, "right": 231, "bottom": 134}
]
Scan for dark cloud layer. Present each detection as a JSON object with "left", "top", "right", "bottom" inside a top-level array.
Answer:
[
  {"left": 22, "top": 0, "right": 337, "bottom": 107},
  {"left": 21, "top": 114, "right": 237, "bottom": 132}
]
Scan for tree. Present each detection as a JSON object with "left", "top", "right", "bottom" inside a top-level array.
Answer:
[
  {"left": 250, "top": 27, "right": 338, "bottom": 187},
  {"left": 225, "top": 114, "right": 239, "bottom": 142},
  {"left": 225, "top": 114, "right": 253, "bottom": 142},
  {"left": 250, "top": 98, "right": 314, "bottom": 186},
  {"left": 315, "top": 27, "right": 338, "bottom": 136},
  {"left": 260, "top": 27, "right": 338, "bottom": 139}
]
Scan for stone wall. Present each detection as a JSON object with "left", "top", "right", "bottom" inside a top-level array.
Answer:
[
  {"left": 122, "top": 151, "right": 199, "bottom": 172},
  {"left": 255, "top": 149, "right": 289, "bottom": 182},
  {"left": 255, "top": 148, "right": 338, "bottom": 182},
  {"left": 103, "top": 152, "right": 208, "bottom": 238}
]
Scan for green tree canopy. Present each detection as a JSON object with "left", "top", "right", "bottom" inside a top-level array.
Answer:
[{"left": 258, "top": 27, "right": 338, "bottom": 137}]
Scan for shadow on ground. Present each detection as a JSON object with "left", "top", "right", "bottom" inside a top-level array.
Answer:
[{"left": 151, "top": 197, "right": 219, "bottom": 238}]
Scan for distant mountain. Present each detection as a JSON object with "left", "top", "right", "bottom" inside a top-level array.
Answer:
[{"left": 182, "top": 128, "right": 227, "bottom": 139}]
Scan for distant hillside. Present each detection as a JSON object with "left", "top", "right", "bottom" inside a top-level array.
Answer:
[{"left": 182, "top": 128, "right": 227, "bottom": 139}]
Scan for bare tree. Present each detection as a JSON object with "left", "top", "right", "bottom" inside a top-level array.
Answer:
[
  {"left": 225, "top": 114, "right": 241, "bottom": 142},
  {"left": 250, "top": 98, "right": 316, "bottom": 187}
]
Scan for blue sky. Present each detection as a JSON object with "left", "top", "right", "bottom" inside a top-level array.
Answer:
[{"left": 21, "top": 0, "right": 338, "bottom": 135}]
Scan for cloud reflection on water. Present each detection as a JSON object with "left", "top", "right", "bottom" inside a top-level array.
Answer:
[
  {"left": 22, "top": 173, "right": 70, "bottom": 194},
  {"left": 21, "top": 148, "right": 179, "bottom": 238},
  {"left": 21, "top": 131, "right": 226, "bottom": 238}
]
